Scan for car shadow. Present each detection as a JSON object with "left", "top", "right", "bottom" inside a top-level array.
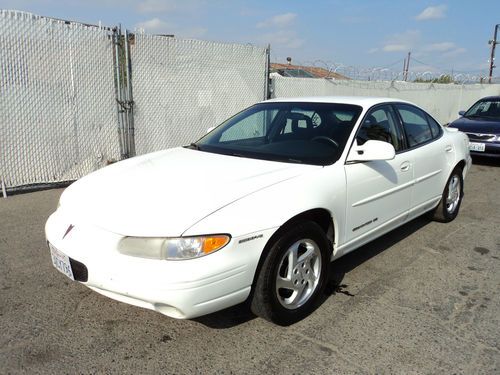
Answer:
[
  {"left": 195, "top": 216, "right": 432, "bottom": 329},
  {"left": 471, "top": 155, "right": 500, "bottom": 167},
  {"left": 325, "top": 216, "right": 431, "bottom": 296}
]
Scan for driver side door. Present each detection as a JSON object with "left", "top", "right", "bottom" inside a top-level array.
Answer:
[{"left": 343, "top": 104, "right": 413, "bottom": 250}]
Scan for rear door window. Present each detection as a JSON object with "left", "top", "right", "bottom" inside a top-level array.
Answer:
[{"left": 395, "top": 105, "right": 434, "bottom": 147}]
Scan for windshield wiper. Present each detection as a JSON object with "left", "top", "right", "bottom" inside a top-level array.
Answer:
[
  {"left": 228, "top": 152, "right": 245, "bottom": 157},
  {"left": 185, "top": 143, "right": 200, "bottom": 150},
  {"left": 466, "top": 114, "right": 498, "bottom": 118}
]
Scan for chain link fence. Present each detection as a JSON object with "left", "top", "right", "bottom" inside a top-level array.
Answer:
[
  {"left": 130, "top": 34, "right": 268, "bottom": 155},
  {"left": 0, "top": 10, "right": 120, "bottom": 191},
  {"left": 0, "top": 12, "right": 269, "bottom": 193},
  {"left": 270, "top": 74, "right": 500, "bottom": 124}
]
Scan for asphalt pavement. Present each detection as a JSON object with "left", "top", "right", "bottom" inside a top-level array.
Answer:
[{"left": 1, "top": 157, "right": 499, "bottom": 374}]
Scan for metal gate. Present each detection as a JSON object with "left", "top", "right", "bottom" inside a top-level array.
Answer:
[
  {"left": 0, "top": 11, "right": 121, "bottom": 191},
  {"left": 129, "top": 33, "right": 269, "bottom": 155}
]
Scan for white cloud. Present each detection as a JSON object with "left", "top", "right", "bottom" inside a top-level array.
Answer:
[
  {"left": 419, "top": 42, "right": 466, "bottom": 57},
  {"left": 423, "top": 42, "right": 456, "bottom": 52},
  {"left": 258, "top": 30, "right": 304, "bottom": 49},
  {"left": 382, "top": 30, "right": 421, "bottom": 52},
  {"left": 415, "top": 5, "right": 447, "bottom": 21},
  {"left": 134, "top": 18, "right": 208, "bottom": 38},
  {"left": 383, "top": 44, "right": 409, "bottom": 52},
  {"left": 135, "top": 18, "right": 173, "bottom": 34},
  {"left": 257, "top": 13, "right": 297, "bottom": 29}
]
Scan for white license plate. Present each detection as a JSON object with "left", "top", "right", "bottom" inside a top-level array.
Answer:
[
  {"left": 49, "top": 243, "right": 74, "bottom": 280},
  {"left": 469, "top": 142, "right": 485, "bottom": 152}
]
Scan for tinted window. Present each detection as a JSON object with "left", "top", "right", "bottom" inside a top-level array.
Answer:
[
  {"left": 396, "top": 105, "right": 433, "bottom": 147},
  {"left": 194, "top": 102, "right": 363, "bottom": 165},
  {"left": 357, "top": 105, "right": 403, "bottom": 151}
]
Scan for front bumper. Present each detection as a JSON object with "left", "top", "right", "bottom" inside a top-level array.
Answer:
[
  {"left": 469, "top": 140, "right": 500, "bottom": 158},
  {"left": 45, "top": 209, "right": 277, "bottom": 319}
]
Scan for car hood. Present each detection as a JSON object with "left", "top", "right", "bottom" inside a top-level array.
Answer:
[
  {"left": 449, "top": 116, "right": 500, "bottom": 134},
  {"left": 59, "top": 147, "right": 318, "bottom": 236}
]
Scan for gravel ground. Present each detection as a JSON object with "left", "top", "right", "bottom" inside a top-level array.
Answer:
[{"left": 1, "top": 157, "right": 499, "bottom": 374}]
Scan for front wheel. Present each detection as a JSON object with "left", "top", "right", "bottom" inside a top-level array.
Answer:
[
  {"left": 429, "top": 167, "right": 464, "bottom": 222},
  {"left": 250, "top": 221, "right": 330, "bottom": 325}
]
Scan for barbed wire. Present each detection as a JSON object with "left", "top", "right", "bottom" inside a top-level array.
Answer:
[{"left": 272, "top": 57, "right": 498, "bottom": 84}]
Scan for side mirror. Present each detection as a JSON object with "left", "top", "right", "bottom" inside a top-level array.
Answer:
[
  {"left": 458, "top": 110, "right": 465, "bottom": 116},
  {"left": 206, "top": 126, "right": 215, "bottom": 133},
  {"left": 347, "top": 140, "right": 396, "bottom": 162}
]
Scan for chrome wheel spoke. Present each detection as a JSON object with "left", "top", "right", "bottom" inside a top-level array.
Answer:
[
  {"left": 286, "top": 244, "right": 299, "bottom": 278},
  {"left": 446, "top": 175, "right": 461, "bottom": 213},
  {"left": 288, "top": 283, "right": 307, "bottom": 305},
  {"left": 297, "top": 244, "right": 315, "bottom": 263},
  {"left": 276, "top": 276, "right": 294, "bottom": 290},
  {"left": 275, "top": 238, "right": 322, "bottom": 310}
]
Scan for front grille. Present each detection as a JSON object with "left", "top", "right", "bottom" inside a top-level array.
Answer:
[
  {"left": 69, "top": 258, "right": 88, "bottom": 282},
  {"left": 466, "top": 132, "right": 496, "bottom": 142}
]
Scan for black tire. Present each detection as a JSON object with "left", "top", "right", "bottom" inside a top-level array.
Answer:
[
  {"left": 250, "top": 221, "right": 330, "bottom": 325},
  {"left": 429, "top": 167, "right": 464, "bottom": 222}
]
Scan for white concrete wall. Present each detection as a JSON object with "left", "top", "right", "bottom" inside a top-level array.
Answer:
[{"left": 271, "top": 74, "right": 500, "bottom": 124}]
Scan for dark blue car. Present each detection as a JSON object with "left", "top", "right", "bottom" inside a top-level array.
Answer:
[{"left": 448, "top": 96, "right": 500, "bottom": 158}]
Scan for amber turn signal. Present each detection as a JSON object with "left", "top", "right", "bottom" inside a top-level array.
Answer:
[{"left": 202, "top": 236, "right": 230, "bottom": 254}]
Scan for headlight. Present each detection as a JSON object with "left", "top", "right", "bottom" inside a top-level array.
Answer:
[{"left": 118, "top": 235, "right": 230, "bottom": 260}]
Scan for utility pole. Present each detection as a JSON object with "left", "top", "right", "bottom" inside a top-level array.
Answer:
[
  {"left": 403, "top": 51, "right": 411, "bottom": 81},
  {"left": 488, "top": 24, "right": 499, "bottom": 84}
]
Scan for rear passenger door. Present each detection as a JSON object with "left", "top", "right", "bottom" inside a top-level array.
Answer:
[{"left": 394, "top": 104, "right": 450, "bottom": 218}]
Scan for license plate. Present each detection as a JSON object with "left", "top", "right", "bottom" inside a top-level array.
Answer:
[
  {"left": 49, "top": 243, "right": 74, "bottom": 280},
  {"left": 469, "top": 142, "right": 485, "bottom": 152}
]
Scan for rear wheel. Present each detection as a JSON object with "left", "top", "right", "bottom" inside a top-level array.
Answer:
[
  {"left": 429, "top": 167, "right": 463, "bottom": 222},
  {"left": 250, "top": 221, "right": 330, "bottom": 325}
]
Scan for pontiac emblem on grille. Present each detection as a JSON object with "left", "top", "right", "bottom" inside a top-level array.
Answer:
[{"left": 62, "top": 224, "right": 75, "bottom": 239}]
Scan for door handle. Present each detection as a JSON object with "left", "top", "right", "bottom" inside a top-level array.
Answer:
[
  {"left": 445, "top": 145, "right": 453, "bottom": 152},
  {"left": 400, "top": 161, "right": 411, "bottom": 172}
]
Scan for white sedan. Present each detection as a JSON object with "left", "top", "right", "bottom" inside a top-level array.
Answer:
[{"left": 45, "top": 97, "right": 471, "bottom": 325}]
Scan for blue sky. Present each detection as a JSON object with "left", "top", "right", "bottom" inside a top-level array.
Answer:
[{"left": 1, "top": 0, "right": 499, "bottom": 76}]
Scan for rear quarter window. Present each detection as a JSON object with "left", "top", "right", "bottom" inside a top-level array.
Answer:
[{"left": 426, "top": 115, "right": 443, "bottom": 138}]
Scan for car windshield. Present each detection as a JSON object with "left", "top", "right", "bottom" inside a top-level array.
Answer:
[
  {"left": 465, "top": 99, "right": 500, "bottom": 119},
  {"left": 191, "top": 102, "right": 362, "bottom": 165}
]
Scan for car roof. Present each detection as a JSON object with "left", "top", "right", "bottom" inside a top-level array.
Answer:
[
  {"left": 476, "top": 96, "right": 500, "bottom": 101},
  {"left": 263, "top": 96, "right": 413, "bottom": 108}
]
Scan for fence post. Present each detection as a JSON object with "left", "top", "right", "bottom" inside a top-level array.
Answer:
[
  {"left": 1, "top": 180, "right": 7, "bottom": 198},
  {"left": 264, "top": 44, "right": 271, "bottom": 100},
  {"left": 113, "top": 26, "right": 128, "bottom": 159},
  {"left": 124, "top": 29, "right": 136, "bottom": 157},
  {"left": 112, "top": 27, "right": 136, "bottom": 159}
]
